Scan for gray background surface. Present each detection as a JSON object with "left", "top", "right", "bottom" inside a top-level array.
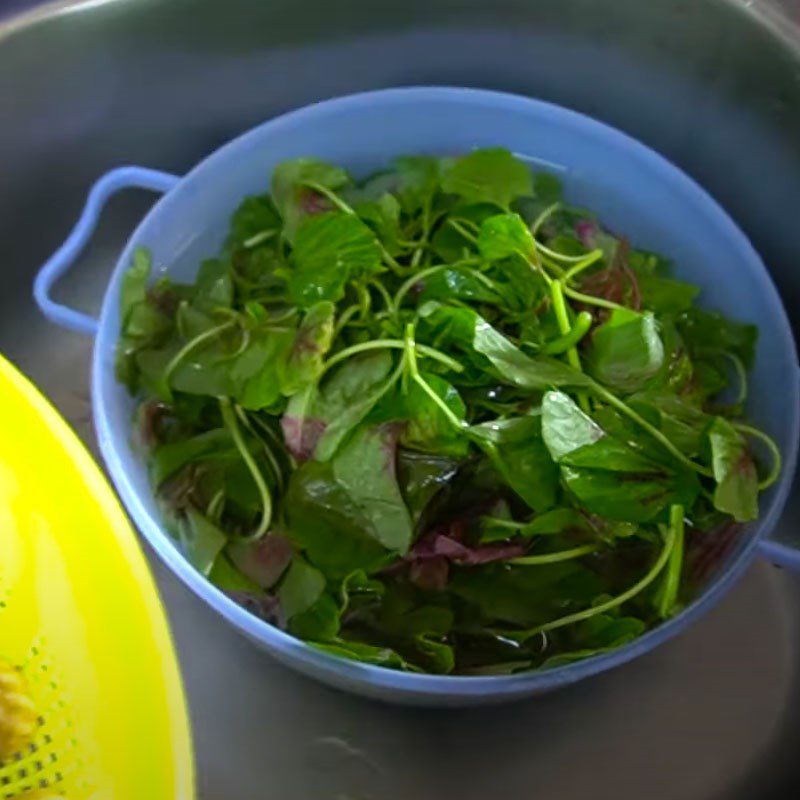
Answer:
[{"left": 1, "top": 1, "right": 800, "bottom": 797}]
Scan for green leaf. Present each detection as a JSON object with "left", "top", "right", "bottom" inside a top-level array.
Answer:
[
  {"left": 136, "top": 319, "right": 286, "bottom": 404},
  {"left": 541, "top": 614, "right": 646, "bottom": 667},
  {"left": 430, "top": 202, "right": 497, "bottom": 261},
  {"left": 419, "top": 303, "right": 591, "bottom": 389},
  {"left": 355, "top": 193, "right": 402, "bottom": 254},
  {"left": 313, "top": 351, "right": 398, "bottom": 462},
  {"left": 282, "top": 351, "right": 398, "bottom": 462},
  {"left": 151, "top": 428, "right": 233, "bottom": 486},
  {"left": 179, "top": 507, "right": 228, "bottom": 576},
  {"left": 271, "top": 157, "right": 350, "bottom": 240},
  {"left": 473, "top": 317, "right": 592, "bottom": 389},
  {"left": 288, "top": 212, "right": 382, "bottom": 307},
  {"left": 227, "top": 194, "right": 280, "bottom": 249},
  {"left": 208, "top": 554, "right": 261, "bottom": 593},
  {"left": 226, "top": 534, "right": 294, "bottom": 589},
  {"left": 586, "top": 308, "right": 664, "bottom": 393},
  {"left": 442, "top": 148, "right": 533, "bottom": 209},
  {"left": 637, "top": 274, "right": 699, "bottom": 315},
  {"left": 340, "top": 569, "right": 385, "bottom": 613},
  {"left": 678, "top": 308, "right": 758, "bottom": 368},
  {"left": 543, "top": 392, "right": 699, "bottom": 522},
  {"left": 284, "top": 425, "right": 413, "bottom": 576},
  {"left": 381, "top": 600, "right": 453, "bottom": 639},
  {"left": 230, "top": 327, "right": 295, "bottom": 410},
  {"left": 402, "top": 373, "right": 469, "bottom": 457},
  {"left": 396, "top": 450, "right": 461, "bottom": 524},
  {"left": 116, "top": 249, "right": 169, "bottom": 390},
  {"left": 332, "top": 425, "right": 414, "bottom": 554},
  {"left": 628, "top": 390, "right": 710, "bottom": 458},
  {"left": 560, "top": 465, "right": 699, "bottom": 523},
  {"left": 415, "top": 635, "right": 455, "bottom": 674},
  {"left": 311, "top": 639, "right": 412, "bottom": 669},
  {"left": 289, "top": 593, "right": 341, "bottom": 641},
  {"left": 278, "top": 557, "right": 326, "bottom": 619},
  {"left": 471, "top": 416, "right": 559, "bottom": 512},
  {"left": 533, "top": 172, "right": 564, "bottom": 204},
  {"left": 541, "top": 391, "right": 604, "bottom": 461},
  {"left": 708, "top": 417, "right": 758, "bottom": 521},
  {"left": 120, "top": 247, "right": 151, "bottom": 324},
  {"left": 394, "top": 155, "right": 442, "bottom": 213},
  {"left": 193, "top": 258, "right": 233, "bottom": 311},
  {"left": 418, "top": 266, "right": 504, "bottom": 306},
  {"left": 518, "top": 508, "right": 590, "bottom": 537},
  {"left": 450, "top": 562, "right": 601, "bottom": 627},
  {"left": 284, "top": 460, "right": 392, "bottom": 578},
  {"left": 281, "top": 301, "right": 335, "bottom": 395},
  {"left": 477, "top": 213, "right": 535, "bottom": 261}
]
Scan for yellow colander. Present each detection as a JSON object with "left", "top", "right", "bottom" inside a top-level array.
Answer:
[{"left": 0, "top": 354, "right": 194, "bottom": 799}]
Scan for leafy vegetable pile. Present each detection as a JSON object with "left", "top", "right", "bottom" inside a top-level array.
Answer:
[{"left": 116, "top": 148, "right": 781, "bottom": 674}]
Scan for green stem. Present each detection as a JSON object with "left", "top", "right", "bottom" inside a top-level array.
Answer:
[
  {"left": 163, "top": 320, "right": 236, "bottom": 389},
  {"left": 542, "top": 311, "right": 593, "bottom": 355},
  {"left": 563, "top": 285, "right": 626, "bottom": 311},
  {"left": 302, "top": 181, "right": 355, "bottom": 215},
  {"left": 550, "top": 281, "right": 582, "bottom": 372},
  {"left": 720, "top": 351, "right": 748, "bottom": 405},
  {"left": 732, "top": 423, "right": 782, "bottom": 489},
  {"left": 369, "top": 279, "right": 394, "bottom": 312},
  {"left": 206, "top": 489, "right": 225, "bottom": 522},
  {"left": 480, "top": 517, "right": 530, "bottom": 530},
  {"left": 533, "top": 238, "right": 600, "bottom": 264},
  {"left": 411, "top": 199, "right": 431, "bottom": 268},
  {"left": 392, "top": 265, "right": 447, "bottom": 314},
  {"left": 509, "top": 544, "right": 597, "bottom": 566},
  {"left": 550, "top": 281, "right": 589, "bottom": 413},
  {"left": 448, "top": 218, "right": 479, "bottom": 244},
  {"left": 321, "top": 338, "right": 463, "bottom": 376},
  {"left": 508, "top": 524, "right": 676, "bottom": 642},
  {"left": 242, "top": 229, "right": 278, "bottom": 249},
  {"left": 593, "top": 384, "right": 714, "bottom": 477},
  {"left": 531, "top": 202, "right": 561, "bottom": 236},
  {"left": 356, "top": 282, "right": 371, "bottom": 319},
  {"left": 236, "top": 406, "right": 285, "bottom": 494},
  {"left": 404, "top": 324, "right": 468, "bottom": 432},
  {"left": 219, "top": 398, "right": 271, "bottom": 541},
  {"left": 563, "top": 249, "right": 604, "bottom": 282},
  {"left": 537, "top": 252, "right": 566, "bottom": 279},
  {"left": 656, "top": 504, "right": 684, "bottom": 619},
  {"left": 332, "top": 304, "right": 360, "bottom": 339}
]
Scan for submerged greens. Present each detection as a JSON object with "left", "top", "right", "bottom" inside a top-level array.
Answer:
[{"left": 116, "top": 149, "right": 780, "bottom": 674}]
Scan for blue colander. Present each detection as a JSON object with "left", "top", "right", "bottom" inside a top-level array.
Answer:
[{"left": 33, "top": 88, "right": 799, "bottom": 704}]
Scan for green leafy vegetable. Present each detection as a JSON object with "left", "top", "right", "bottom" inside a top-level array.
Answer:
[
  {"left": 115, "top": 147, "right": 778, "bottom": 675},
  {"left": 477, "top": 213, "right": 536, "bottom": 261},
  {"left": 331, "top": 425, "right": 414, "bottom": 554},
  {"left": 271, "top": 157, "right": 350, "bottom": 240},
  {"left": 708, "top": 417, "right": 759, "bottom": 521},
  {"left": 442, "top": 148, "right": 533, "bottom": 209},
  {"left": 179, "top": 507, "right": 227, "bottom": 576},
  {"left": 586, "top": 308, "right": 664, "bottom": 393},
  {"left": 288, "top": 212, "right": 382, "bottom": 306},
  {"left": 281, "top": 301, "right": 335, "bottom": 394}
]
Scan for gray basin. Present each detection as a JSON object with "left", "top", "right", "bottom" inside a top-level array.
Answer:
[{"left": 1, "top": 1, "right": 799, "bottom": 797}]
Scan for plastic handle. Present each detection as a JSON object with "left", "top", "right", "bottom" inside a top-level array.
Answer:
[
  {"left": 756, "top": 364, "right": 800, "bottom": 572},
  {"left": 33, "top": 166, "right": 181, "bottom": 336},
  {"left": 758, "top": 538, "right": 800, "bottom": 571}
]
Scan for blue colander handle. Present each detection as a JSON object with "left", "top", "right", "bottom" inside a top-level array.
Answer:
[{"left": 33, "top": 166, "right": 181, "bottom": 336}]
